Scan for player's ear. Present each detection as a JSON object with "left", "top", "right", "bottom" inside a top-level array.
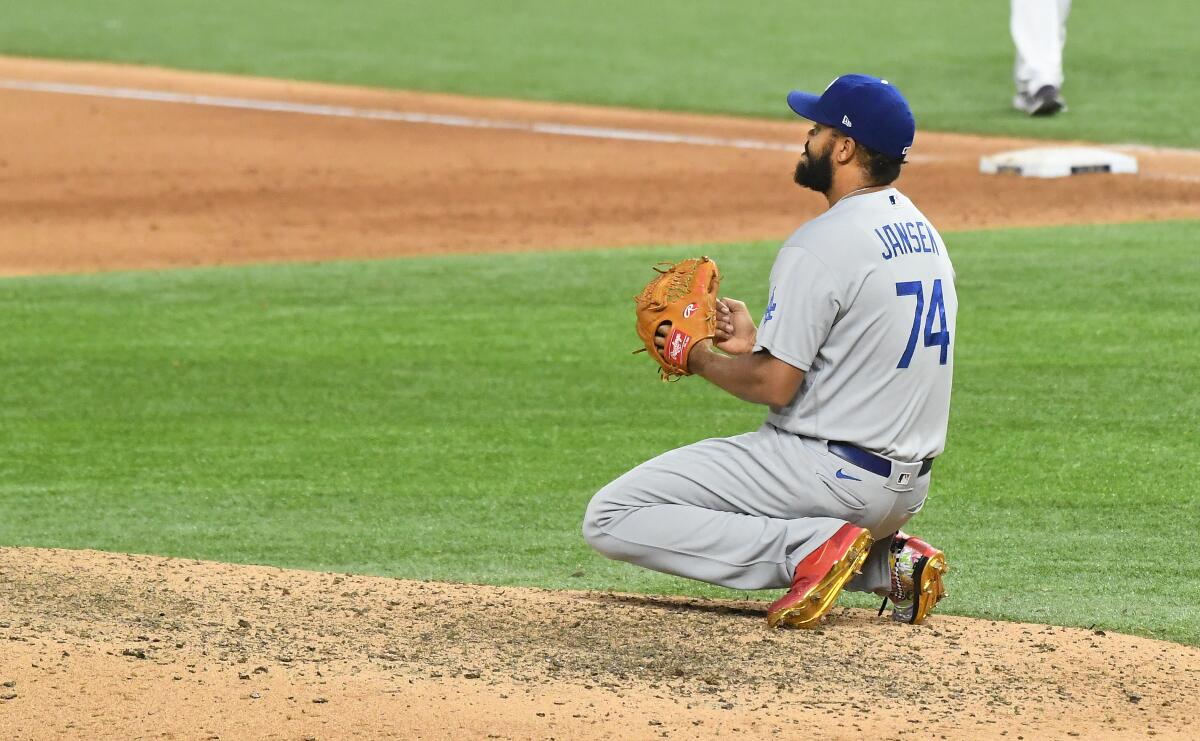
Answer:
[{"left": 834, "top": 135, "right": 857, "bottom": 165}]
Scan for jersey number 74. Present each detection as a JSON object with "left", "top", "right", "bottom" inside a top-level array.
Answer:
[{"left": 895, "top": 279, "right": 950, "bottom": 368}]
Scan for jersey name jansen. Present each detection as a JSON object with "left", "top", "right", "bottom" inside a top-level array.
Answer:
[{"left": 875, "top": 220, "right": 940, "bottom": 260}]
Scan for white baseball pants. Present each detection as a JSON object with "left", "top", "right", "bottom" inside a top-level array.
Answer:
[{"left": 1011, "top": 0, "right": 1073, "bottom": 94}]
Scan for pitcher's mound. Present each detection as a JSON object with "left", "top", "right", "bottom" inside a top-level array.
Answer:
[{"left": 1, "top": 547, "right": 1197, "bottom": 739}]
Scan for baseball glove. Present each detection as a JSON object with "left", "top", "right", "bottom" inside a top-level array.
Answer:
[{"left": 633, "top": 256, "right": 720, "bottom": 381}]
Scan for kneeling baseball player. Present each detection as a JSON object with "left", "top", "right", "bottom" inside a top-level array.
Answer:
[{"left": 584, "top": 74, "right": 955, "bottom": 629}]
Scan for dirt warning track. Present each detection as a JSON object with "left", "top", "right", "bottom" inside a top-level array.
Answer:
[{"left": 2, "top": 56, "right": 1199, "bottom": 276}]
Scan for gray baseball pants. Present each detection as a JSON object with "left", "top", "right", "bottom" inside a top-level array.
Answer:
[{"left": 583, "top": 423, "right": 930, "bottom": 593}]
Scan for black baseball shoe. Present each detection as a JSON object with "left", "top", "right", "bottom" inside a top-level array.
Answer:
[{"left": 1013, "top": 85, "right": 1067, "bottom": 116}]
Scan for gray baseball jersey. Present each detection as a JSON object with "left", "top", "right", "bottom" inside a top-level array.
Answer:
[
  {"left": 583, "top": 186, "right": 955, "bottom": 596},
  {"left": 754, "top": 187, "right": 956, "bottom": 461}
]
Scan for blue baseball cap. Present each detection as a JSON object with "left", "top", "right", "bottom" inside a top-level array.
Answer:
[{"left": 786, "top": 74, "right": 915, "bottom": 159}]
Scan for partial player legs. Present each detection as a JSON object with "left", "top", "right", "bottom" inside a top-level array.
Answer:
[
  {"left": 1011, "top": 0, "right": 1072, "bottom": 114},
  {"left": 583, "top": 427, "right": 848, "bottom": 590},
  {"left": 583, "top": 425, "right": 927, "bottom": 592}
]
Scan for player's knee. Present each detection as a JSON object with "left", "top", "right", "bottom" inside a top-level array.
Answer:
[{"left": 581, "top": 485, "right": 621, "bottom": 555}]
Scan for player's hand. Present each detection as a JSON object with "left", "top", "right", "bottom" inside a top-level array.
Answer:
[
  {"left": 715, "top": 298, "right": 757, "bottom": 355},
  {"left": 655, "top": 323, "right": 713, "bottom": 357},
  {"left": 657, "top": 323, "right": 710, "bottom": 352}
]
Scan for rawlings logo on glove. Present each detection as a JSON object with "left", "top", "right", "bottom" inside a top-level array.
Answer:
[
  {"left": 633, "top": 257, "right": 720, "bottom": 381},
  {"left": 666, "top": 328, "right": 691, "bottom": 365}
]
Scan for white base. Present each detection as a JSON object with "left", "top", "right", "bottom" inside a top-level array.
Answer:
[{"left": 979, "top": 147, "right": 1138, "bottom": 178}]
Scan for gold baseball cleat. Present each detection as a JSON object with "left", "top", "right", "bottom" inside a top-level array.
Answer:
[
  {"left": 767, "top": 524, "right": 874, "bottom": 629},
  {"left": 880, "top": 531, "right": 948, "bottom": 624}
]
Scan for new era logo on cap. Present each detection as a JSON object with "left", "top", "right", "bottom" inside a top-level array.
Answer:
[{"left": 842, "top": 115, "right": 853, "bottom": 128}]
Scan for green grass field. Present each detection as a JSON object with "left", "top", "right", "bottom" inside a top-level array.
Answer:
[
  {"left": 1, "top": 0, "right": 1197, "bottom": 147},
  {"left": 3, "top": 221, "right": 1198, "bottom": 643}
]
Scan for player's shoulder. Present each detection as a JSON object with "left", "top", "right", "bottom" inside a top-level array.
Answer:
[
  {"left": 777, "top": 223, "right": 831, "bottom": 267},
  {"left": 781, "top": 200, "right": 854, "bottom": 249},
  {"left": 771, "top": 228, "right": 842, "bottom": 291},
  {"left": 778, "top": 196, "right": 871, "bottom": 263}
]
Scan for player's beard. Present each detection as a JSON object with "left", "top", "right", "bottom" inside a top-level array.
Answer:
[{"left": 793, "top": 142, "right": 834, "bottom": 193}]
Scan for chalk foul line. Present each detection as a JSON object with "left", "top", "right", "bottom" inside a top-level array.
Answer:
[{"left": 0, "top": 78, "right": 806, "bottom": 154}]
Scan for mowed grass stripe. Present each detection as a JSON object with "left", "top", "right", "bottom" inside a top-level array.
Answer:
[{"left": 1, "top": 220, "right": 1197, "bottom": 643}]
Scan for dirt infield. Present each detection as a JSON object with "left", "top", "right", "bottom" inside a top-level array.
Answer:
[
  {"left": 3, "top": 56, "right": 1200, "bottom": 739},
  {"left": 2, "top": 56, "right": 1199, "bottom": 276}
]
